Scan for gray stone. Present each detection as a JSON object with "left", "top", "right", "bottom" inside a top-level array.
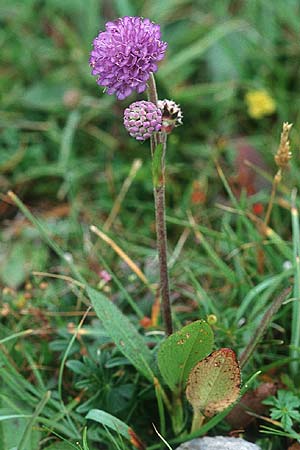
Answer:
[{"left": 175, "top": 436, "right": 261, "bottom": 450}]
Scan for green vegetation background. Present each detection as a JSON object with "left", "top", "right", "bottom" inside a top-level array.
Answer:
[{"left": 1, "top": 0, "right": 300, "bottom": 449}]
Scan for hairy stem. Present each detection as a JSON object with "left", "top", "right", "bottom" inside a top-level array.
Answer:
[
  {"left": 147, "top": 74, "right": 173, "bottom": 336},
  {"left": 153, "top": 133, "right": 173, "bottom": 335}
]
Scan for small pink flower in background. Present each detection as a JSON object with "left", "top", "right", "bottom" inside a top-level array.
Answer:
[
  {"left": 89, "top": 16, "right": 167, "bottom": 100},
  {"left": 98, "top": 270, "right": 112, "bottom": 283}
]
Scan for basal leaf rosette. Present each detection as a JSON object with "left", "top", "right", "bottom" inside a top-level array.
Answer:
[{"left": 90, "top": 16, "right": 167, "bottom": 100}]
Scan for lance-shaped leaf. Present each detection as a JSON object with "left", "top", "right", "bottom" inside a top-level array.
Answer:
[
  {"left": 186, "top": 348, "right": 241, "bottom": 417},
  {"left": 87, "top": 287, "right": 154, "bottom": 382},
  {"left": 157, "top": 320, "right": 214, "bottom": 391}
]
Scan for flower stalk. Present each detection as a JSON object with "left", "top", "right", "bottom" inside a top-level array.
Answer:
[
  {"left": 147, "top": 72, "right": 173, "bottom": 336},
  {"left": 147, "top": 73, "right": 159, "bottom": 151},
  {"left": 152, "top": 132, "right": 173, "bottom": 336}
]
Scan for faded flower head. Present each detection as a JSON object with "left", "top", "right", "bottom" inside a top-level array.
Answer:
[
  {"left": 89, "top": 16, "right": 167, "bottom": 100},
  {"left": 124, "top": 100, "right": 162, "bottom": 141},
  {"left": 275, "top": 122, "right": 293, "bottom": 171},
  {"left": 245, "top": 89, "right": 276, "bottom": 119},
  {"left": 158, "top": 99, "right": 183, "bottom": 133}
]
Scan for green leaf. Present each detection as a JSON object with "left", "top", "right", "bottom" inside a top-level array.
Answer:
[
  {"left": 186, "top": 348, "right": 241, "bottom": 417},
  {"left": 87, "top": 287, "right": 154, "bottom": 382},
  {"left": 157, "top": 320, "right": 214, "bottom": 391},
  {"left": 86, "top": 409, "right": 144, "bottom": 448},
  {"left": 65, "top": 360, "right": 86, "bottom": 375},
  {"left": 86, "top": 409, "right": 130, "bottom": 440}
]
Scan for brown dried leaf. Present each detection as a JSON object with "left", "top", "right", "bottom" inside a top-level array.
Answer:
[
  {"left": 288, "top": 443, "right": 300, "bottom": 450},
  {"left": 227, "top": 382, "right": 278, "bottom": 429},
  {"left": 186, "top": 348, "right": 241, "bottom": 417}
]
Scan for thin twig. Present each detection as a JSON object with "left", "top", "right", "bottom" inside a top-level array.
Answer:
[
  {"left": 90, "top": 225, "right": 154, "bottom": 291},
  {"left": 32, "top": 271, "right": 85, "bottom": 288}
]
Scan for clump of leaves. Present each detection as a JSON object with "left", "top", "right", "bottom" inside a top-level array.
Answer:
[
  {"left": 67, "top": 348, "right": 135, "bottom": 415},
  {"left": 157, "top": 321, "right": 241, "bottom": 433},
  {"left": 263, "top": 390, "right": 300, "bottom": 433}
]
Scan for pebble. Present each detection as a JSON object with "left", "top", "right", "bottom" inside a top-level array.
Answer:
[{"left": 175, "top": 436, "right": 261, "bottom": 450}]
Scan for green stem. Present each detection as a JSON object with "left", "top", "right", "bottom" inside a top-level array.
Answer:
[
  {"left": 147, "top": 72, "right": 159, "bottom": 152},
  {"left": 191, "top": 409, "right": 204, "bottom": 433},
  {"left": 264, "top": 169, "right": 281, "bottom": 227},
  {"left": 171, "top": 391, "right": 184, "bottom": 435},
  {"left": 154, "top": 377, "right": 166, "bottom": 437},
  {"left": 147, "top": 72, "right": 159, "bottom": 105}
]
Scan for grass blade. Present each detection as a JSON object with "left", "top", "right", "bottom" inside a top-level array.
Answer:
[
  {"left": 290, "top": 190, "right": 300, "bottom": 376},
  {"left": 239, "top": 287, "right": 291, "bottom": 369},
  {"left": 159, "top": 20, "right": 248, "bottom": 78},
  {"left": 18, "top": 390, "right": 51, "bottom": 450}
]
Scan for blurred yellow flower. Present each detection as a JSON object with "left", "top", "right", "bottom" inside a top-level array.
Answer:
[{"left": 245, "top": 90, "right": 276, "bottom": 119}]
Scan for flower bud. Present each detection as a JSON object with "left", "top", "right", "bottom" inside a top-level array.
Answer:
[
  {"left": 124, "top": 100, "right": 162, "bottom": 141},
  {"left": 207, "top": 314, "right": 217, "bottom": 325},
  {"left": 157, "top": 99, "right": 183, "bottom": 134}
]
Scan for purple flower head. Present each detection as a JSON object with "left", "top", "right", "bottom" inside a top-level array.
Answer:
[
  {"left": 124, "top": 100, "right": 162, "bottom": 141},
  {"left": 89, "top": 16, "right": 167, "bottom": 100}
]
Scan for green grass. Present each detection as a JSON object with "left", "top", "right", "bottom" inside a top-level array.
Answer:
[{"left": 1, "top": 0, "right": 300, "bottom": 449}]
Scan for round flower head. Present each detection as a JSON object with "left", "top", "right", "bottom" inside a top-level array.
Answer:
[
  {"left": 89, "top": 16, "right": 167, "bottom": 100},
  {"left": 124, "top": 101, "right": 162, "bottom": 141}
]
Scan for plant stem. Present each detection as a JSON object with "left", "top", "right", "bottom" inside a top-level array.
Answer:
[
  {"left": 264, "top": 170, "right": 281, "bottom": 227},
  {"left": 147, "top": 72, "right": 159, "bottom": 151},
  {"left": 153, "top": 133, "right": 173, "bottom": 336},
  {"left": 191, "top": 409, "right": 204, "bottom": 433},
  {"left": 147, "top": 72, "right": 159, "bottom": 105},
  {"left": 257, "top": 170, "right": 281, "bottom": 273},
  {"left": 171, "top": 391, "right": 184, "bottom": 435},
  {"left": 147, "top": 73, "right": 173, "bottom": 336}
]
